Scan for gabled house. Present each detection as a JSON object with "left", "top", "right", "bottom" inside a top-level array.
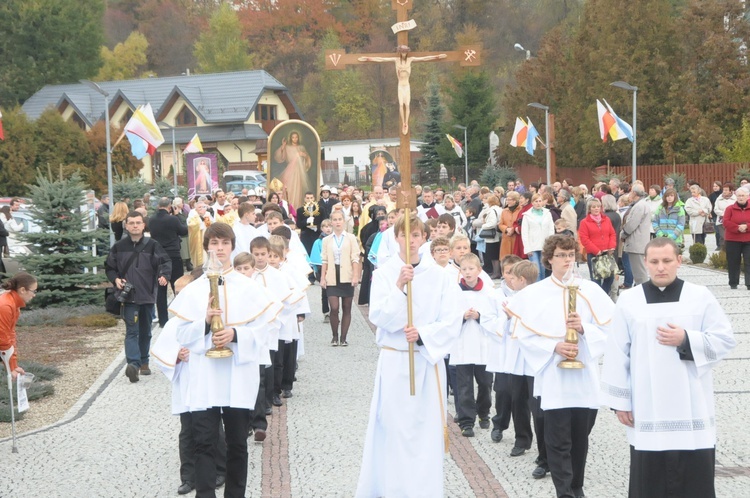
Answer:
[{"left": 22, "top": 70, "right": 303, "bottom": 183}]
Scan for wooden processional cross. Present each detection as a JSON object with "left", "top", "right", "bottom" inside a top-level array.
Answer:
[{"left": 326, "top": 0, "right": 482, "bottom": 395}]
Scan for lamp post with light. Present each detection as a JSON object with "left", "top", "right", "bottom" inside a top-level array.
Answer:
[
  {"left": 528, "top": 103, "right": 551, "bottom": 186},
  {"left": 514, "top": 43, "right": 531, "bottom": 60},
  {"left": 80, "top": 79, "right": 114, "bottom": 247}
]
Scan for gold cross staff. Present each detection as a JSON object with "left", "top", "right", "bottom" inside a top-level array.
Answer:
[{"left": 326, "top": 0, "right": 482, "bottom": 395}]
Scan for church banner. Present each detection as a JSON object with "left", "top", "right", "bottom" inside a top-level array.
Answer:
[
  {"left": 268, "top": 120, "right": 321, "bottom": 210},
  {"left": 186, "top": 153, "right": 219, "bottom": 199}
]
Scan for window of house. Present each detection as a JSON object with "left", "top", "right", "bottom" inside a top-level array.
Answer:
[
  {"left": 71, "top": 113, "right": 86, "bottom": 130},
  {"left": 176, "top": 105, "right": 197, "bottom": 126},
  {"left": 257, "top": 104, "right": 277, "bottom": 121},
  {"left": 343, "top": 156, "right": 354, "bottom": 165},
  {"left": 120, "top": 109, "right": 133, "bottom": 127}
]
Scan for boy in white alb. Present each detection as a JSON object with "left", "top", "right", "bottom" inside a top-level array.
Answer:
[
  {"left": 250, "top": 237, "right": 299, "bottom": 410},
  {"left": 168, "top": 223, "right": 282, "bottom": 498},
  {"left": 268, "top": 234, "right": 310, "bottom": 399},
  {"left": 506, "top": 235, "right": 614, "bottom": 498},
  {"left": 356, "top": 215, "right": 462, "bottom": 498},
  {"left": 486, "top": 254, "right": 521, "bottom": 444},
  {"left": 450, "top": 253, "right": 501, "bottom": 437}
]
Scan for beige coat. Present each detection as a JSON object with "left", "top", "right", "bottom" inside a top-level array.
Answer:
[{"left": 322, "top": 232, "right": 361, "bottom": 284}]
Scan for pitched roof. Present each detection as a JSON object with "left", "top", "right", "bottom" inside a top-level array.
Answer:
[
  {"left": 22, "top": 70, "right": 302, "bottom": 125},
  {"left": 163, "top": 124, "right": 267, "bottom": 145}
]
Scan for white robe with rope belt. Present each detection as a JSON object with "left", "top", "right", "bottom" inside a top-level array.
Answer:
[
  {"left": 356, "top": 255, "right": 462, "bottom": 498},
  {"left": 168, "top": 269, "right": 282, "bottom": 411},
  {"left": 505, "top": 276, "right": 614, "bottom": 411}
]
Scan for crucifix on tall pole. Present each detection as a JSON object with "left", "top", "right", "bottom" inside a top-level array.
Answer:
[{"left": 326, "top": 0, "right": 482, "bottom": 395}]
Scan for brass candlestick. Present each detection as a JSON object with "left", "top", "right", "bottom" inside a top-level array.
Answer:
[
  {"left": 204, "top": 251, "right": 233, "bottom": 359},
  {"left": 558, "top": 263, "right": 584, "bottom": 369}
]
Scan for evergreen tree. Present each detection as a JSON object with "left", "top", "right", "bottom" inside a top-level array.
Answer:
[
  {"left": 18, "top": 173, "right": 107, "bottom": 308},
  {"left": 445, "top": 71, "right": 497, "bottom": 181},
  {"left": 417, "top": 79, "right": 445, "bottom": 183}
]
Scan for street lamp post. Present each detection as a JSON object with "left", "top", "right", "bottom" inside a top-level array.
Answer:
[
  {"left": 453, "top": 124, "right": 469, "bottom": 185},
  {"left": 514, "top": 43, "right": 531, "bottom": 60},
  {"left": 610, "top": 80, "right": 638, "bottom": 182},
  {"left": 528, "top": 103, "right": 551, "bottom": 185},
  {"left": 159, "top": 122, "right": 178, "bottom": 194},
  {"left": 80, "top": 80, "right": 114, "bottom": 247}
]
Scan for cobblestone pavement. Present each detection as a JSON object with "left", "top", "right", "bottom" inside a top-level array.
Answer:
[{"left": 1, "top": 258, "right": 748, "bottom": 497}]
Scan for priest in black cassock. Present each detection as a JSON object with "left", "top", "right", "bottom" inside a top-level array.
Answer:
[
  {"left": 297, "top": 192, "right": 325, "bottom": 256},
  {"left": 602, "top": 237, "right": 735, "bottom": 498}
]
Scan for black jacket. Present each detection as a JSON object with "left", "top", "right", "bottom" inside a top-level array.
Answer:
[
  {"left": 105, "top": 236, "right": 171, "bottom": 305},
  {"left": 147, "top": 209, "right": 188, "bottom": 257}
]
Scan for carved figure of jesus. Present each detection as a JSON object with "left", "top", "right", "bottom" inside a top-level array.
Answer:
[{"left": 359, "top": 45, "right": 447, "bottom": 135}]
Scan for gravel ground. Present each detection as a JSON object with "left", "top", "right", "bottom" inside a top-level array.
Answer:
[{"left": 0, "top": 322, "right": 124, "bottom": 438}]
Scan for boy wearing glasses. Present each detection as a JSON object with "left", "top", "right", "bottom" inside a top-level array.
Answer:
[{"left": 505, "top": 234, "right": 614, "bottom": 498}]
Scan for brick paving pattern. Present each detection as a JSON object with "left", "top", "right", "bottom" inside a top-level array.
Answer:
[{"left": 1, "top": 253, "right": 749, "bottom": 497}]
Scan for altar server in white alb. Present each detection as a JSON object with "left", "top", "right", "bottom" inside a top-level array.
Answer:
[
  {"left": 506, "top": 234, "right": 614, "bottom": 498},
  {"left": 169, "top": 222, "right": 282, "bottom": 498},
  {"left": 356, "top": 215, "right": 462, "bottom": 498},
  {"left": 450, "top": 252, "right": 501, "bottom": 438},
  {"left": 601, "top": 237, "right": 735, "bottom": 498}
]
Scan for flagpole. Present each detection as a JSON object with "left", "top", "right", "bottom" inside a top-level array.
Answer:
[
  {"left": 171, "top": 127, "right": 177, "bottom": 194},
  {"left": 610, "top": 81, "right": 639, "bottom": 182},
  {"left": 453, "top": 124, "right": 468, "bottom": 184},
  {"left": 632, "top": 89, "right": 637, "bottom": 183}
]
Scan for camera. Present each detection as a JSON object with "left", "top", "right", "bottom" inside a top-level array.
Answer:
[{"left": 117, "top": 282, "right": 135, "bottom": 303}]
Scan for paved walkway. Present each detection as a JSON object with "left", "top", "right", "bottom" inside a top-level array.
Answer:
[{"left": 1, "top": 262, "right": 749, "bottom": 497}]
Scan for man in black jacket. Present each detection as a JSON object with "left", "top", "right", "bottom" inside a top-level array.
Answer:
[
  {"left": 149, "top": 197, "right": 188, "bottom": 327},
  {"left": 105, "top": 211, "right": 171, "bottom": 383}
]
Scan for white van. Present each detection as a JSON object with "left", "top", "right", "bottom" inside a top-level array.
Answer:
[{"left": 223, "top": 170, "right": 267, "bottom": 194}]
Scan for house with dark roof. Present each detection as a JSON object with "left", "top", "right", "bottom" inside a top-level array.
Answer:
[{"left": 21, "top": 70, "right": 303, "bottom": 183}]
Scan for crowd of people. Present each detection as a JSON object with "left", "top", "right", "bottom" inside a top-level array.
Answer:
[{"left": 2, "top": 172, "right": 746, "bottom": 498}]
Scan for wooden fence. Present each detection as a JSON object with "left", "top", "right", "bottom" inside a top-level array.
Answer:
[
  {"left": 600, "top": 163, "right": 748, "bottom": 190},
  {"left": 514, "top": 163, "right": 749, "bottom": 190}
]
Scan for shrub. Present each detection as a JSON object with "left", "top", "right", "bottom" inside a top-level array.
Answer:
[
  {"left": 18, "top": 304, "right": 103, "bottom": 327},
  {"left": 480, "top": 166, "right": 517, "bottom": 190},
  {"left": 663, "top": 171, "right": 687, "bottom": 195},
  {"left": 709, "top": 250, "right": 728, "bottom": 269},
  {"left": 689, "top": 243, "right": 707, "bottom": 264},
  {"left": 18, "top": 361, "right": 62, "bottom": 382},
  {"left": 0, "top": 361, "right": 59, "bottom": 422},
  {"left": 734, "top": 167, "right": 750, "bottom": 188},
  {"left": 65, "top": 314, "right": 118, "bottom": 328}
]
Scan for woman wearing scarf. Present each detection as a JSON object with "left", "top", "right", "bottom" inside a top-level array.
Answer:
[
  {"left": 499, "top": 191, "right": 521, "bottom": 261},
  {"left": 521, "top": 193, "right": 555, "bottom": 281},
  {"left": 578, "top": 198, "right": 617, "bottom": 294}
]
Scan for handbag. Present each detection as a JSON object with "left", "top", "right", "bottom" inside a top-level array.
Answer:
[
  {"left": 703, "top": 221, "right": 715, "bottom": 234},
  {"left": 592, "top": 253, "right": 617, "bottom": 280},
  {"left": 103, "top": 239, "right": 151, "bottom": 316},
  {"left": 478, "top": 227, "right": 497, "bottom": 239}
]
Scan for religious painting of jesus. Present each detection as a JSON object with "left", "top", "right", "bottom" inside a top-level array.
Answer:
[
  {"left": 186, "top": 153, "right": 218, "bottom": 198},
  {"left": 268, "top": 120, "right": 321, "bottom": 210},
  {"left": 369, "top": 150, "right": 398, "bottom": 188}
]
